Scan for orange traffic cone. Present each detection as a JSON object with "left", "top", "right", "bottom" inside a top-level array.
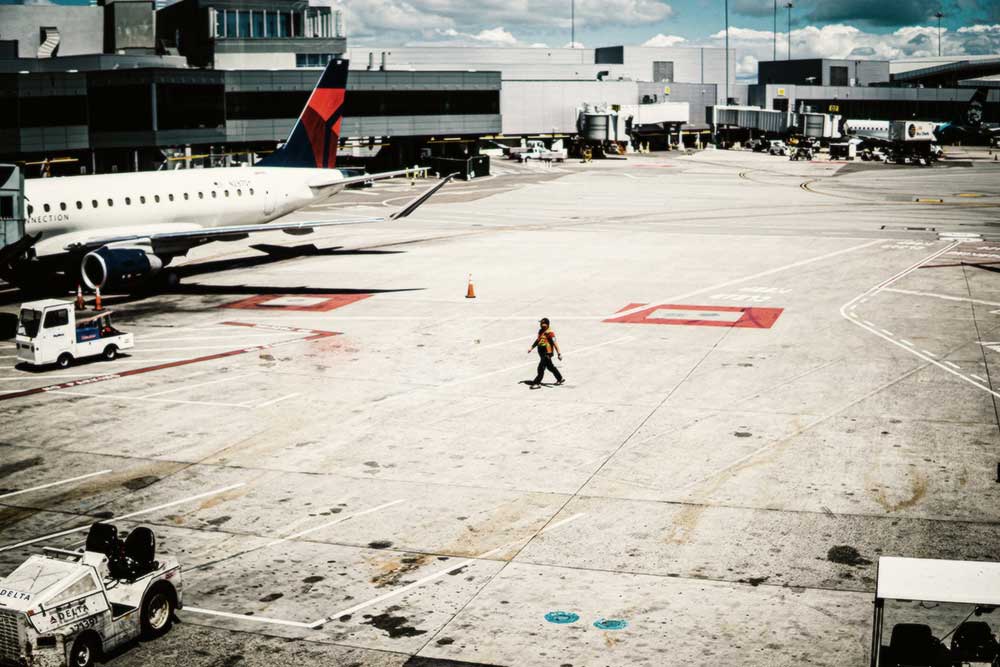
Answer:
[
  {"left": 465, "top": 274, "right": 476, "bottom": 299},
  {"left": 94, "top": 287, "right": 103, "bottom": 311},
  {"left": 75, "top": 284, "right": 85, "bottom": 310}
]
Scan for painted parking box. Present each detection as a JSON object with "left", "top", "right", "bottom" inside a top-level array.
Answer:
[
  {"left": 223, "top": 293, "right": 372, "bottom": 312},
  {"left": 605, "top": 303, "right": 783, "bottom": 329}
]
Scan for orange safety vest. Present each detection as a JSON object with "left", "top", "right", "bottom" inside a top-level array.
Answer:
[{"left": 537, "top": 329, "right": 555, "bottom": 353}]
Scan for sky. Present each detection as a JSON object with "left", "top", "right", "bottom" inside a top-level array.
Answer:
[
  {"left": 332, "top": 0, "right": 1000, "bottom": 80},
  {"left": 8, "top": 0, "right": 1000, "bottom": 80}
]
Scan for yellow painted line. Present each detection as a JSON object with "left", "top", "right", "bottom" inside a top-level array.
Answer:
[
  {"left": 915, "top": 198, "right": 944, "bottom": 204},
  {"left": 957, "top": 193, "right": 984, "bottom": 198}
]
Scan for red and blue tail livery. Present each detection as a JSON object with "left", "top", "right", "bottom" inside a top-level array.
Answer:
[{"left": 259, "top": 58, "right": 348, "bottom": 169}]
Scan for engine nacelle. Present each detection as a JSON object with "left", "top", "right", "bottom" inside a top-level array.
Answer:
[{"left": 81, "top": 244, "right": 163, "bottom": 290}]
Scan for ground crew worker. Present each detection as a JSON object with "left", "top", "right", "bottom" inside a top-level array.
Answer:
[{"left": 528, "top": 317, "right": 564, "bottom": 388}]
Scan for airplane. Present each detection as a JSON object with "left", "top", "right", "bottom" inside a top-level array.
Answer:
[
  {"left": 843, "top": 88, "right": 997, "bottom": 146},
  {"left": 934, "top": 88, "right": 1000, "bottom": 147},
  {"left": 0, "top": 58, "right": 453, "bottom": 294}
]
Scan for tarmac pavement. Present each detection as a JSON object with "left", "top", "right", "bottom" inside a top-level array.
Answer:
[{"left": 3, "top": 149, "right": 1000, "bottom": 666}]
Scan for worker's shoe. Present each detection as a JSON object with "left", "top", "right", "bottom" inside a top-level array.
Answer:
[
  {"left": 529, "top": 382, "right": 541, "bottom": 389},
  {"left": 555, "top": 379, "right": 565, "bottom": 385}
]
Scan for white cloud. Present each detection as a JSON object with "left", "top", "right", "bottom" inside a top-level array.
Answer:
[
  {"left": 332, "top": 0, "right": 672, "bottom": 42},
  {"left": 472, "top": 27, "right": 519, "bottom": 45},
  {"left": 705, "top": 22, "right": 1000, "bottom": 80},
  {"left": 643, "top": 33, "right": 686, "bottom": 47}
]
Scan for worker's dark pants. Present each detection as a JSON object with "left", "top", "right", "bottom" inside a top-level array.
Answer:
[{"left": 534, "top": 352, "right": 563, "bottom": 384}]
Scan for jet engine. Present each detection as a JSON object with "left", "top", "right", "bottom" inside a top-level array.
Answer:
[{"left": 81, "top": 243, "right": 164, "bottom": 290}]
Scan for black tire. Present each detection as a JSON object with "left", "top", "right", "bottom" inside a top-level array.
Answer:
[
  {"left": 102, "top": 345, "right": 117, "bottom": 361},
  {"left": 57, "top": 353, "right": 73, "bottom": 369},
  {"left": 141, "top": 584, "right": 175, "bottom": 639},
  {"left": 68, "top": 634, "right": 97, "bottom": 667}
]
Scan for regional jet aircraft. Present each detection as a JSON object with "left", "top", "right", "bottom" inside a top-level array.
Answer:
[
  {"left": 0, "top": 59, "right": 452, "bottom": 293},
  {"left": 843, "top": 88, "right": 997, "bottom": 145}
]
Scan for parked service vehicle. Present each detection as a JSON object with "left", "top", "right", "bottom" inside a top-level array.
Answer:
[
  {"left": 768, "top": 140, "right": 789, "bottom": 156},
  {"left": 0, "top": 522, "right": 182, "bottom": 667},
  {"left": 16, "top": 300, "right": 133, "bottom": 369},
  {"left": 790, "top": 146, "right": 815, "bottom": 161}
]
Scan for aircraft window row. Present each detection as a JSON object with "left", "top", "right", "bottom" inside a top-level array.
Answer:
[{"left": 30, "top": 188, "right": 256, "bottom": 216}]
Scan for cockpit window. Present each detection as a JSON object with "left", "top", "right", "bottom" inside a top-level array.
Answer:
[{"left": 18, "top": 309, "right": 41, "bottom": 337}]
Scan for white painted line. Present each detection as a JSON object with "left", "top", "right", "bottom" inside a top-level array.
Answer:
[
  {"left": 253, "top": 392, "right": 300, "bottom": 408},
  {"left": 900, "top": 339, "right": 914, "bottom": 346},
  {"left": 0, "top": 356, "right": 16, "bottom": 359},
  {"left": 540, "top": 512, "right": 586, "bottom": 534},
  {"left": 0, "top": 483, "right": 245, "bottom": 552},
  {"left": 611, "top": 239, "right": 883, "bottom": 321},
  {"left": 850, "top": 312, "right": 859, "bottom": 318},
  {"left": 922, "top": 350, "right": 938, "bottom": 358},
  {"left": 882, "top": 288, "right": 1000, "bottom": 308},
  {"left": 140, "top": 372, "right": 256, "bottom": 398},
  {"left": 0, "top": 469, "right": 112, "bottom": 501},
  {"left": 439, "top": 336, "right": 632, "bottom": 388},
  {"left": 182, "top": 607, "right": 313, "bottom": 628},
  {"left": 946, "top": 361, "right": 961, "bottom": 369},
  {"left": 473, "top": 334, "right": 534, "bottom": 352},
  {"left": 972, "top": 374, "right": 987, "bottom": 383},
  {"left": 840, "top": 241, "right": 1000, "bottom": 401},
  {"left": 863, "top": 320, "right": 876, "bottom": 327},
  {"left": 42, "top": 389, "right": 251, "bottom": 408},
  {"left": 880, "top": 329, "right": 894, "bottom": 336},
  {"left": 265, "top": 499, "right": 405, "bottom": 547}
]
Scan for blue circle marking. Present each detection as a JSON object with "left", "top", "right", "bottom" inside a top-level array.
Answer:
[
  {"left": 593, "top": 618, "right": 628, "bottom": 631},
  {"left": 544, "top": 611, "right": 580, "bottom": 624}
]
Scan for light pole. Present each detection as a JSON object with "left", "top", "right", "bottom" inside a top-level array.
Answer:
[
  {"left": 571, "top": 0, "right": 575, "bottom": 47},
  {"left": 785, "top": 2, "right": 793, "bottom": 60},
  {"left": 773, "top": 0, "right": 778, "bottom": 61},
  {"left": 934, "top": 11, "right": 943, "bottom": 57},
  {"left": 725, "top": 0, "right": 729, "bottom": 104}
]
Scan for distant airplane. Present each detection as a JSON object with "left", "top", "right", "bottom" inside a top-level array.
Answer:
[
  {"left": 0, "top": 58, "right": 453, "bottom": 293},
  {"left": 934, "top": 88, "right": 1000, "bottom": 146},
  {"left": 843, "top": 87, "right": 998, "bottom": 146}
]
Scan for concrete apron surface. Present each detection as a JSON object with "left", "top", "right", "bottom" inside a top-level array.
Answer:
[{"left": 2, "top": 151, "right": 1000, "bottom": 666}]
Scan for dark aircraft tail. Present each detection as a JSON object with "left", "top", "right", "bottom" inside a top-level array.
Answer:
[
  {"left": 966, "top": 87, "right": 988, "bottom": 128},
  {"left": 258, "top": 59, "right": 348, "bottom": 169}
]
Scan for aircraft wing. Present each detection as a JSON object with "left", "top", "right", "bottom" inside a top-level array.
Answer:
[
  {"left": 308, "top": 167, "right": 428, "bottom": 190},
  {"left": 64, "top": 174, "right": 455, "bottom": 256}
]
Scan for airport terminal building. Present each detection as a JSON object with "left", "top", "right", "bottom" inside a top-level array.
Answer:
[
  {"left": 0, "top": 0, "right": 736, "bottom": 174},
  {"left": 1, "top": 0, "right": 998, "bottom": 175}
]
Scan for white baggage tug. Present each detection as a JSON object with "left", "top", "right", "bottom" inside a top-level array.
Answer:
[
  {"left": 15, "top": 300, "right": 134, "bottom": 369},
  {"left": 0, "top": 523, "right": 181, "bottom": 667}
]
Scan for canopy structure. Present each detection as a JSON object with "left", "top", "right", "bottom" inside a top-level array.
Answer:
[
  {"left": 877, "top": 556, "right": 1000, "bottom": 605},
  {"left": 870, "top": 556, "right": 1000, "bottom": 667}
]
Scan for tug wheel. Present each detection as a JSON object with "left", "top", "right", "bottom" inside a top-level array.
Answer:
[
  {"left": 69, "top": 634, "right": 98, "bottom": 667},
  {"left": 141, "top": 584, "right": 175, "bottom": 638}
]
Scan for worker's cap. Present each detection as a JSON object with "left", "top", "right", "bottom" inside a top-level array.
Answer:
[{"left": 539, "top": 318, "right": 550, "bottom": 325}]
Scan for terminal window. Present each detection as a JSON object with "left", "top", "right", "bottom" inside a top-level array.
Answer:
[
  {"left": 296, "top": 54, "right": 334, "bottom": 68},
  {"left": 830, "top": 66, "right": 849, "bottom": 86}
]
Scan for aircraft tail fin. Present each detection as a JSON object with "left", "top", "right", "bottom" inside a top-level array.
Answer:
[
  {"left": 966, "top": 87, "right": 988, "bottom": 128},
  {"left": 258, "top": 59, "right": 348, "bottom": 169}
]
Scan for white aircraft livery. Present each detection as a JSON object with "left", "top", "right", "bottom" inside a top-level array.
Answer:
[{"left": 2, "top": 58, "right": 452, "bottom": 292}]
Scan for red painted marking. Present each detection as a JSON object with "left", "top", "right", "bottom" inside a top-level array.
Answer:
[
  {"left": 605, "top": 303, "right": 783, "bottom": 329},
  {"left": 0, "top": 322, "right": 338, "bottom": 403},
  {"left": 222, "top": 293, "right": 371, "bottom": 312}
]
